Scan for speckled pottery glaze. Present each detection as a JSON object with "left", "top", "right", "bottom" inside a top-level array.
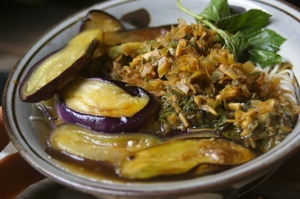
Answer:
[{"left": 3, "top": 0, "right": 300, "bottom": 198}]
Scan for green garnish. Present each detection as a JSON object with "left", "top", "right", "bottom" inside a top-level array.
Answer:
[{"left": 176, "top": 0, "right": 286, "bottom": 67}]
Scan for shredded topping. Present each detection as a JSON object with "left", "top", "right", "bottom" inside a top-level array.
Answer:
[{"left": 107, "top": 20, "right": 300, "bottom": 153}]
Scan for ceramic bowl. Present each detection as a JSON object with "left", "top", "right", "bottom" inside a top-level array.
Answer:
[{"left": 3, "top": 0, "right": 300, "bottom": 198}]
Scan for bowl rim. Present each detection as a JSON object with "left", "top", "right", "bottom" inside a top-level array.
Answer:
[{"left": 3, "top": 0, "right": 300, "bottom": 197}]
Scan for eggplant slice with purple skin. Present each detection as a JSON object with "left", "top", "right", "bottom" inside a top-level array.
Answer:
[
  {"left": 117, "top": 138, "right": 257, "bottom": 179},
  {"left": 55, "top": 77, "right": 159, "bottom": 133},
  {"left": 47, "top": 123, "right": 163, "bottom": 165},
  {"left": 19, "top": 29, "right": 104, "bottom": 102},
  {"left": 80, "top": 9, "right": 171, "bottom": 46}
]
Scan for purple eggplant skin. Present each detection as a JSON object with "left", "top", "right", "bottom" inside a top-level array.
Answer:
[
  {"left": 19, "top": 29, "right": 103, "bottom": 103},
  {"left": 120, "top": 8, "right": 150, "bottom": 28},
  {"left": 55, "top": 78, "right": 160, "bottom": 133}
]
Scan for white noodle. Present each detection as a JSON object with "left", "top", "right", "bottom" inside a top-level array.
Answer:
[{"left": 259, "top": 64, "right": 299, "bottom": 104}]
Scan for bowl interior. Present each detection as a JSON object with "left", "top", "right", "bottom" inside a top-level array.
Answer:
[{"left": 3, "top": 0, "right": 300, "bottom": 197}]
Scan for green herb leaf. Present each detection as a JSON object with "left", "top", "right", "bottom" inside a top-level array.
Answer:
[
  {"left": 214, "top": 30, "right": 248, "bottom": 59},
  {"left": 240, "top": 28, "right": 286, "bottom": 67},
  {"left": 246, "top": 49, "right": 284, "bottom": 67},
  {"left": 200, "top": 0, "right": 231, "bottom": 22},
  {"left": 217, "top": 9, "right": 271, "bottom": 33},
  {"left": 242, "top": 28, "right": 286, "bottom": 52},
  {"left": 230, "top": 31, "right": 249, "bottom": 58}
]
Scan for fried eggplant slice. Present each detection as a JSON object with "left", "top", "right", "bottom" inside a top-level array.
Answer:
[
  {"left": 117, "top": 138, "right": 257, "bottom": 179},
  {"left": 19, "top": 29, "right": 104, "bottom": 102},
  {"left": 55, "top": 77, "right": 159, "bottom": 133},
  {"left": 47, "top": 123, "right": 163, "bottom": 165}
]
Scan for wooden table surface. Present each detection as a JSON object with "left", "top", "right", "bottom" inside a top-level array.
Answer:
[{"left": 1, "top": 0, "right": 300, "bottom": 198}]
